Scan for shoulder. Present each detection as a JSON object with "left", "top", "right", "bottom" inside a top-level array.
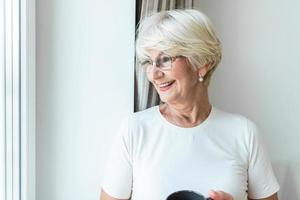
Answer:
[
  {"left": 213, "top": 107, "right": 247, "bottom": 122},
  {"left": 212, "top": 107, "right": 257, "bottom": 130},
  {"left": 211, "top": 107, "right": 264, "bottom": 161},
  {"left": 118, "top": 106, "right": 160, "bottom": 136},
  {"left": 128, "top": 106, "right": 159, "bottom": 125},
  {"left": 211, "top": 107, "right": 260, "bottom": 144}
]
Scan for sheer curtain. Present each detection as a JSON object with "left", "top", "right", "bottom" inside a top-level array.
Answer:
[{"left": 134, "top": 0, "right": 193, "bottom": 112}]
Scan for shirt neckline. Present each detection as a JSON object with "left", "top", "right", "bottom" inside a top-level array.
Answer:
[{"left": 155, "top": 105, "right": 215, "bottom": 133}]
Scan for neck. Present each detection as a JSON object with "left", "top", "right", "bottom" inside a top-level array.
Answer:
[{"left": 160, "top": 86, "right": 212, "bottom": 127}]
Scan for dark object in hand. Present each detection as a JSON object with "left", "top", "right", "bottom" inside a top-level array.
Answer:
[{"left": 166, "top": 190, "right": 213, "bottom": 200}]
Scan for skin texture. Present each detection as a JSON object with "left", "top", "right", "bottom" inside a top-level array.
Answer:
[{"left": 100, "top": 51, "right": 279, "bottom": 200}]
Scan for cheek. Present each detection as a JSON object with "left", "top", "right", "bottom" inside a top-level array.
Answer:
[
  {"left": 146, "top": 73, "right": 153, "bottom": 83},
  {"left": 177, "top": 77, "right": 198, "bottom": 93},
  {"left": 190, "top": 74, "right": 199, "bottom": 85}
]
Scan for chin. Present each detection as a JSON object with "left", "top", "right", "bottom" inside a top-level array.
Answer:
[
  {"left": 158, "top": 94, "right": 169, "bottom": 103},
  {"left": 158, "top": 93, "right": 178, "bottom": 104}
]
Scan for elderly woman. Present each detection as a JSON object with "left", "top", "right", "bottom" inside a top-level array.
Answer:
[{"left": 100, "top": 9, "right": 279, "bottom": 200}]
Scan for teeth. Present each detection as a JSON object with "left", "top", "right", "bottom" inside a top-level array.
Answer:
[{"left": 159, "top": 81, "right": 173, "bottom": 88}]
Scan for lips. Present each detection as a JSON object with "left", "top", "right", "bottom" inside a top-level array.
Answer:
[{"left": 157, "top": 80, "right": 175, "bottom": 92}]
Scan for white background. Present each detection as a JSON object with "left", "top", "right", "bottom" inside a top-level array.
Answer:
[
  {"left": 195, "top": 1, "right": 300, "bottom": 199},
  {"left": 35, "top": 0, "right": 300, "bottom": 199},
  {"left": 36, "top": 0, "right": 135, "bottom": 199}
]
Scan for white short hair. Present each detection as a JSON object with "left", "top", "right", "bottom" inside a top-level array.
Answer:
[{"left": 136, "top": 9, "right": 222, "bottom": 85}]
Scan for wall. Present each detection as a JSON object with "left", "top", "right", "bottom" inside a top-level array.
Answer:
[
  {"left": 194, "top": 1, "right": 300, "bottom": 199},
  {"left": 36, "top": 0, "right": 135, "bottom": 199}
]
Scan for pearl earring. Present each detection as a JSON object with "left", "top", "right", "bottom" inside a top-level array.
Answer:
[{"left": 198, "top": 75, "right": 204, "bottom": 82}]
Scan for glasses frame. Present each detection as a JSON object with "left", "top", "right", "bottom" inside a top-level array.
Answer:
[{"left": 140, "top": 54, "right": 183, "bottom": 73}]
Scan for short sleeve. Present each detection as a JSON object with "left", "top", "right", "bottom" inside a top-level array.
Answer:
[
  {"left": 246, "top": 120, "right": 280, "bottom": 199},
  {"left": 101, "top": 117, "right": 133, "bottom": 199}
]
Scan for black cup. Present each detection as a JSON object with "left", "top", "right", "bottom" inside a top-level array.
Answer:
[{"left": 166, "top": 190, "right": 213, "bottom": 200}]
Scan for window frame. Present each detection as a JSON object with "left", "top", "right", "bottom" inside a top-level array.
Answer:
[{"left": 0, "top": 0, "right": 35, "bottom": 199}]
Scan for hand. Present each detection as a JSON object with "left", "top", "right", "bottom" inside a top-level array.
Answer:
[{"left": 208, "top": 190, "right": 233, "bottom": 200}]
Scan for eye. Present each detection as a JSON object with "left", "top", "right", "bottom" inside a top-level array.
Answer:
[
  {"left": 161, "top": 56, "right": 171, "bottom": 63},
  {"left": 157, "top": 55, "right": 172, "bottom": 69},
  {"left": 140, "top": 60, "right": 152, "bottom": 71},
  {"left": 140, "top": 60, "right": 151, "bottom": 66}
]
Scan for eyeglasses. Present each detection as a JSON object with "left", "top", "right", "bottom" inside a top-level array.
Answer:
[{"left": 140, "top": 54, "right": 183, "bottom": 73}]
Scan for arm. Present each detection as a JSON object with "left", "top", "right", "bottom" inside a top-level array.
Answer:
[
  {"left": 249, "top": 192, "right": 278, "bottom": 200},
  {"left": 100, "top": 189, "right": 129, "bottom": 200}
]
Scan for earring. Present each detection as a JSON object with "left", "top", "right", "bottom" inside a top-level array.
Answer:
[{"left": 198, "top": 75, "right": 204, "bottom": 82}]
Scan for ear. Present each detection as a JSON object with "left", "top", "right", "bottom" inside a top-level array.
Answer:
[{"left": 197, "top": 63, "right": 211, "bottom": 77}]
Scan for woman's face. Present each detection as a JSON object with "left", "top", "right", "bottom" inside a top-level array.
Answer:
[{"left": 146, "top": 50, "right": 201, "bottom": 104}]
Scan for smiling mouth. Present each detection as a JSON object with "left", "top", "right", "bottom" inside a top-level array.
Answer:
[{"left": 157, "top": 81, "right": 175, "bottom": 91}]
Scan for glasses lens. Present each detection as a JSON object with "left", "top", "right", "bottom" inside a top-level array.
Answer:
[
  {"left": 140, "top": 60, "right": 152, "bottom": 72},
  {"left": 157, "top": 55, "right": 172, "bottom": 70},
  {"left": 140, "top": 54, "right": 174, "bottom": 73}
]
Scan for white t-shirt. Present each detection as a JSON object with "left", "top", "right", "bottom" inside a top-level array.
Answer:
[{"left": 102, "top": 106, "right": 279, "bottom": 200}]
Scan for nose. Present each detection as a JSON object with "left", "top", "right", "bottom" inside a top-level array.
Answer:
[{"left": 151, "top": 66, "right": 164, "bottom": 79}]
